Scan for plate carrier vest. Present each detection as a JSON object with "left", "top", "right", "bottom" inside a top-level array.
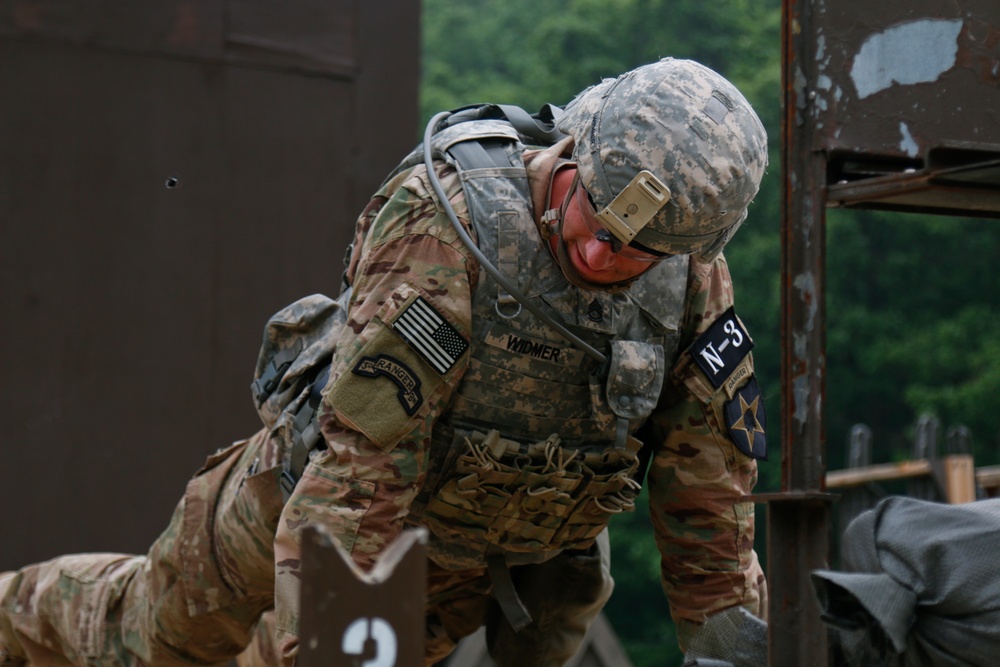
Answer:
[{"left": 250, "top": 106, "right": 691, "bottom": 570}]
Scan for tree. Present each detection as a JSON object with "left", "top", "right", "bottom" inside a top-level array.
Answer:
[{"left": 825, "top": 209, "right": 1000, "bottom": 467}]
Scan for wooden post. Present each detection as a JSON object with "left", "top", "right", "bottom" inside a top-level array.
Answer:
[
  {"left": 941, "top": 455, "right": 976, "bottom": 504},
  {"left": 297, "top": 526, "right": 427, "bottom": 667}
]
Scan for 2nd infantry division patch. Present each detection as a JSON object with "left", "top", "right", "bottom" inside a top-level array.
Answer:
[{"left": 724, "top": 377, "right": 767, "bottom": 460}]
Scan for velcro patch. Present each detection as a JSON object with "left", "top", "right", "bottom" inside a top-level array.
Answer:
[
  {"left": 352, "top": 354, "right": 423, "bottom": 416},
  {"left": 691, "top": 307, "right": 753, "bottom": 388},
  {"left": 392, "top": 296, "right": 468, "bottom": 375},
  {"left": 724, "top": 377, "right": 767, "bottom": 460}
]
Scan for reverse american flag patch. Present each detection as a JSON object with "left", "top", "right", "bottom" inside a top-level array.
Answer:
[{"left": 392, "top": 296, "right": 469, "bottom": 374}]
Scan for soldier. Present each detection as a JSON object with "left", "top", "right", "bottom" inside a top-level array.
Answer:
[{"left": 0, "top": 57, "right": 769, "bottom": 667}]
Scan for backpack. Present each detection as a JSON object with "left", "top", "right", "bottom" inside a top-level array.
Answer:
[{"left": 250, "top": 289, "right": 351, "bottom": 500}]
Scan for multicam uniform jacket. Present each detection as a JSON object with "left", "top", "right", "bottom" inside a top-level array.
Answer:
[{"left": 271, "top": 120, "right": 767, "bottom": 659}]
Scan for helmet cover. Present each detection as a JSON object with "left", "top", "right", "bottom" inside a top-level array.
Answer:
[{"left": 556, "top": 58, "right": 768, "bottom": 260}]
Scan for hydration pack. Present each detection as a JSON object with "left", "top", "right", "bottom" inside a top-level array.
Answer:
[{"left": 250, "top": 289, "right": 351, "bottom": 501}]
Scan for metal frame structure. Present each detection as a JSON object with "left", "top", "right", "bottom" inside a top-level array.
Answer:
[{"left": 773, "top": 0, "right": 1000, "bottom": 663}]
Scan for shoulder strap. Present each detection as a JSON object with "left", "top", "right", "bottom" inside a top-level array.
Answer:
[
  {"left": 441, "top": 103, "right": 565, "bottom": 146},
  {"left": 447, "top": 137, "right": 515, "bottom": 171},
  {"left": 422, "top": 109, "right": 608, "bottom": 366}
]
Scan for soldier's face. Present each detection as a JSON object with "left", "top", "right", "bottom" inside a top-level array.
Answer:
[{"left": 558, "top": 179, "right": 661, "bottom": 284}]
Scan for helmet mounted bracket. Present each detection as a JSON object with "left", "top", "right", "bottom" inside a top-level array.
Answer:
[{"left": 594, "top": 169, "right": 671, "bottom": 245}]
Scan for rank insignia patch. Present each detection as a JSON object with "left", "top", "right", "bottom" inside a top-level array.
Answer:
[
  {"left": 392, "top": 296, "right": 468, "bottom": 375},
  {"left": 692, "top": 306, "right": 754, "bottom": 388},
  {"left": 724, "top": 377, "right": 767, "bottom": 460},
  {"left": 587, "top": 299, "right": 604, "bottom": 322},
  {"left": 353, "top": 354, "right": 423, "bottom": 415}
]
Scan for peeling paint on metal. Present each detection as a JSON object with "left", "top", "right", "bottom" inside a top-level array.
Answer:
[
  {"left": 792, "top": 330, "right": 805, "bottom": 357},
  {"left": 850, "top": 19, "right": 963, "bottom": 99},
  {"left": 793, "top": 271, "right": 817, "bottom": 331},
  {"left": 898, "top": 122, "right": 919, "bottom": 157},
  {"left": 795, "top": 65, "right": 809, "bottom": 110},
  {"left": 813, "top": 74, "right": 833, "bottom": 114},
  {"left": 794, "top": 375, "right": 810, "bottom": 425}
]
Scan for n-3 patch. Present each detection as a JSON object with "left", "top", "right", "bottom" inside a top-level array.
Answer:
[
  {"left": 725, "top": 377, "right": 767, "bottom": 460},
  {"left": 691, "top": 306, "right": 753, "bottom": 388}
]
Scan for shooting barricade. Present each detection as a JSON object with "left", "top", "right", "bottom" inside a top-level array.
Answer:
[
  {"left": 296, "top": 526, "right": 427, "bottom": 667},
  {"left": 292, "top": 524, "right": 634, "bottom": 667}
]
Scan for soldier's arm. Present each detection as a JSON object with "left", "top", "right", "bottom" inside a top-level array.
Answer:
[
  {"left": 643, "top": 254, "right": 767, "bottom": 652},
  {"left": 272, "top": 161, "right": 477, "bottom": 662}
]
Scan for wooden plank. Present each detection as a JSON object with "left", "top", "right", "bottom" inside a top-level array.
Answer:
[
  {"left": 828, "top": 455, "right": 978, "bottom": 504},
  {"left": 826, "top": 459, "right": 933, "bottom": 488},
  {"left": 975, "top": 465, "right": 1000, "bottom": 490}
]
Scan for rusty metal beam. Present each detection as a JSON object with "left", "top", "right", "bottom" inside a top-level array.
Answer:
[
  {"left": 773, "top": 0, "right": 1000, "bottom": 664},
  {"left": 827, "top": 163, "right": 1000, "bottom": 216},
  {"left": 761, "top": 493, "right": 831, "bottom": 666},
  {"left": 769, "top": 0, "right": 833, "bottom": 664}
]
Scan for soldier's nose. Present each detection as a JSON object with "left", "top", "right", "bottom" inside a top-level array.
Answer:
[{"left": 580, "top": 237, "right": 618, "bottom": 271}]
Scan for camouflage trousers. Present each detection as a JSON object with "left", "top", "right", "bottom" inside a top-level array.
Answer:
[
  {"left": 0, "top": 429, "right": 612, "bottom": 667},
  {"left": 0, "top": 430, "right": 281, "bottom": 667}
]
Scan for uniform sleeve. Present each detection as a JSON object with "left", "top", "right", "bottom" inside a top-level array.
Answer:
[
  {"left": 644, "top": 255, "right": 767, "bottom": 652},
  {"left": 271, "top": 162, "right": 477, "bottom": 663}
]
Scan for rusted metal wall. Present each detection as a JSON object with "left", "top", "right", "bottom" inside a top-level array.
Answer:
[
  {"left": 0, "top": 0, "right": 420, "bottom": 570},
  {"left": 813, "top": 0, "right": 1000, "bottom": 215},
  {"left": 774, "top": 1, "right": 999, "bottom": 664}
]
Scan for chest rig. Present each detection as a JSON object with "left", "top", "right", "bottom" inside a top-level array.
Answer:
[{"left": 401, "top": 112, "right": 691, "bottom": 565}]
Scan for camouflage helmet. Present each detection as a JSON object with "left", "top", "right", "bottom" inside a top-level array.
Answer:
[{"left": 556, "top": 58, "right": 767, "bottom": 261}]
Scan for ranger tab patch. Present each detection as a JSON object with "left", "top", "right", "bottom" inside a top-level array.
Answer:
[
  {"left": 725, "top": 377, "right": 767, "bottom": 460},
  {"left": 353, "top": 354, "right": 423, "bottom": 415},
  {"left": 692, "top": 306, "right": 753, "bottom": 388},
  {"left": 392, "top": 296, "right": 468, "bottom": 375}
]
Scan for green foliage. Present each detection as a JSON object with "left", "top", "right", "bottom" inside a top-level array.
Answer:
[
  {"left": 421, "top": 0, "right": 782, "bottom": 128},
  {"left": 825, "top": 209, "right": 1000, "bottom": 466}
]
